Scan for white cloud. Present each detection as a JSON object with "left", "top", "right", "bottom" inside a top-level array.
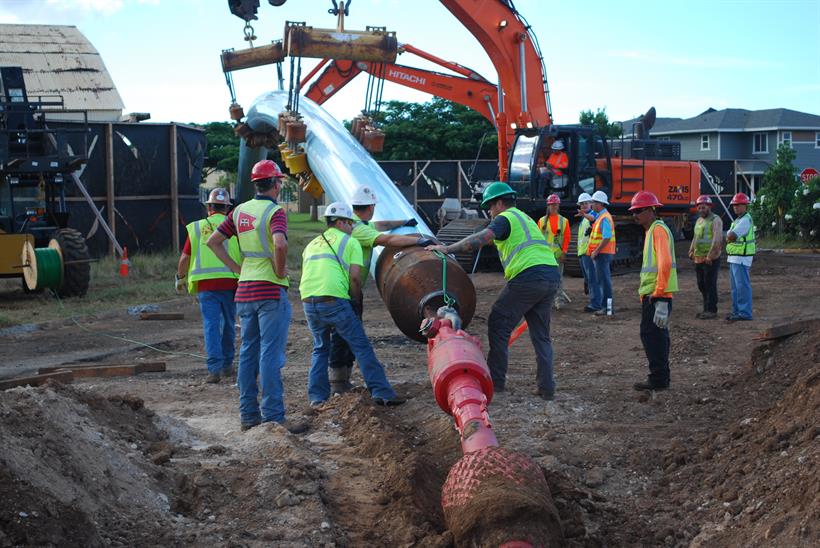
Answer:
[{"left": 0, "top": 12, "right": 20, "bottom": 23}]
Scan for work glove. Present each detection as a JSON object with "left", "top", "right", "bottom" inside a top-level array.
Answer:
[
  {"left": 403, "top": 218, "right": 418, "bottom": 227},
  {"left": 174, "top": 274, "right": 186, "bottom": 294},
  {"left": 416, "top": 236, "right": 441, "bottom": 247},
  {"left": 653, "top": 300, "right": 670, "bottom": 329}
]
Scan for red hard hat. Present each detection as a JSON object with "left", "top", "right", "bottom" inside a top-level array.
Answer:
[
  {"left": 251, "top": 159, "right": 283, "bottom": 182},
  {"left": 628, "top": 190, "right": 663, "bottom": 211},
  {"left": 696, "top": 195, "right": 713, "bottom": 206},
  {"left": 546, "top": 193, "right": 561, "bottom": 205},
  {"left": 730, "top": 192, "right": 750, "bottom": 205}
]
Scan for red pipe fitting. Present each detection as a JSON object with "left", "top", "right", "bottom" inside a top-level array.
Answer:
[{"left": 427, "top": 321, "right": 498, "bottom": 453}]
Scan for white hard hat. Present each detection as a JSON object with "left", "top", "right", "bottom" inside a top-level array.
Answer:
[
  {"left": 350, "top": 185, "right": 378, "bottom": 206},
  {"left": 577, "top": 192, "right": 593, "bottom": 204},
  {"left": 591, "top": 190, "right": 609, "bottom": 205},
  {"left": 323, "top": 202, "right": 355, "bottom": 221},
  {"left": 551, "top": 140, "right": 565, "bottom": 151}
]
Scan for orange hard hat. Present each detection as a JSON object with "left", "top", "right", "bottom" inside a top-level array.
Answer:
[
  {"left": 629, "top": 190, "right": 663, "bottom": 211},
  {"left": 730, "top": 192, "right": 750, "bottom": 205},
  {"left": 251, "top": 159, "right": 283, "bottom": 182},
  {"left": 206, "top": 188, "right": 232, "bottom": 206},
  {"left": 546, "top": 193, "right": 561, "bottom": 205},
  {"left": 696, "top": 195, "right": 713, "bottom": 206}
]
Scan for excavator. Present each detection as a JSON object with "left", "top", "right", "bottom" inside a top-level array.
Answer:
[{"left": 224, "top": 0, "right": 701, "bottom": 273}]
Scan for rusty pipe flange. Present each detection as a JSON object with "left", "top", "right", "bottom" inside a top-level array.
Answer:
[{"left": 441, "top": 446, "right": 563, "bottom": 547}]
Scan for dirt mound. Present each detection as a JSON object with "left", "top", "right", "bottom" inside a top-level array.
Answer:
[
  {"left": 0, "top": 383, "right": 177, "bottom": 546},
  {"left": 663, "top": 324, "right": 820, "bottom": 546}
]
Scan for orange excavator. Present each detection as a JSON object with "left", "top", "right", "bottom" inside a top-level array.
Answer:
[{"left": 225, "top": 0, "right": 701, "bottom": 272}]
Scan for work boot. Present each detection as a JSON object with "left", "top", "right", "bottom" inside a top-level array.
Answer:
[
  {"left": 583, "top": 306, "right": 600, "bottom": 313},
  {"left": 329, "top": 365, "right": 353, "bottom": 394},
  {"left": 240, "top": 420, "right": 261, "bottom": 432},
  {"left": 633, "top": 381, "right": 669, "bottom": 391},
  {"left": 276, "top": 419, "right": 310, "bottom": 434},
  {"left": 222, "top": 367, "right": 236, "bottom": 381},
  {"left": 700, "top": 312, "right": 717, "bottom": 320},
  {"left": 205, "top": 373, "right": 220, "bottom": 384},
  {"left": 532, "top": 388, "right": 555, "bottom": 401},
  {"left": 373, "top": 396, "right": 407, "bottom": 407}
]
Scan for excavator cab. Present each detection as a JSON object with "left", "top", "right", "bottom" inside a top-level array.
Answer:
[{"left": 508, "top": 125, "right": 612, "bottom": 208}]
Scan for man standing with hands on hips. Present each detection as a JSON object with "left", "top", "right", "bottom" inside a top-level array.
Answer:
[{"left": 629, "top": 191, "right": 678, "bottom": 392}]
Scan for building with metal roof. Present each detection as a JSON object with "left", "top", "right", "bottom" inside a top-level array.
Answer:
[{"left": 0, "top": 24, "right": 125, "bottom": 122}]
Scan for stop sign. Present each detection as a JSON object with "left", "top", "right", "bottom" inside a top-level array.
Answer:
[{"left": 800, "top": 167, "right": 819, "bottom": 183}]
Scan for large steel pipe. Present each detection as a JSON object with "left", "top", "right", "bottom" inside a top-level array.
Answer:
[{"left": 375, "top": 246, "right": 476, "bottom": 342}]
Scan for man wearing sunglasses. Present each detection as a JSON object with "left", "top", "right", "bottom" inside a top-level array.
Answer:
[{"left": 629, "top": 191, "right": 678, "bottom": 392}]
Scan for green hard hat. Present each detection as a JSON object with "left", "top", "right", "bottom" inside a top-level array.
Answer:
[{"left": 480, "top": 182, "right": 517, "bottom": 209}]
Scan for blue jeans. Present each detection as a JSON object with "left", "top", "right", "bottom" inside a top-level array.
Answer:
[
  {"left": 302, "top": 298, "right": 396, "bottom": 404},
  {"left": 579, "top": 255, "right": 597, "bottom": 308},
  {"left": 198, "top": 290, "right": 236, "bottom": 375},
  {"left": 592, "top": 253, "right": 613, "bottom": 310},
  {"left": 728, "top": 262, "right": 753, "bottom": 319},
  {"left": 236, "top": 296, "right": 292, "bottom": 425}
]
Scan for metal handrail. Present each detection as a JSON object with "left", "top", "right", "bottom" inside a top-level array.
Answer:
[{"left": 699, "top": 162, "right": 734, "bottom": 221}]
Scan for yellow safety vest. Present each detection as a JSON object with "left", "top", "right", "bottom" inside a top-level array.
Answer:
[
  {"left": 638, "top": 220, "right": 679, "bottom": 296},
  {"left": 726, "top": 214, "right": 756, "bottom": 256},
  {"left": 540, "top": 214, "right": 569, "bottom": 259},
  {"left": 300, "top": 227, "right": 361, "bottom": 299},
  {"left": 577, "top": 217, "right": 591, "bottom": 256},
  {"left": 232, "top": 199, "right": 289, "bottom": 286},
  {"left": 692, "top": 215, "right": 716, "bottom": 257},
  {"left": 185, "top": 213, "right": 241, "bottom": 293},
  {"left": 496, "top": 207, "right": 557, "bottom": 280}
]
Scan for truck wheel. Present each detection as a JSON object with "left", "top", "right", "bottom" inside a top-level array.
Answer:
[{"left": 52, "top": 228, "right": 91, "bottom": 297}]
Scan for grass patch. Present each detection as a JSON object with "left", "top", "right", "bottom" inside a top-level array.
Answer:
[{"left": 757, "top": 234, "right": 817, "bottom": 249}]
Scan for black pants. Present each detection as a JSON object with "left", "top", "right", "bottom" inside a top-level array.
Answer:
[
  {"left": 640, "top": 296, "right": 671, "bottom": 387},
  {"left": 329, "top": 293, "right": 363, "bottom": 370},
  {"left": 695, "top": 259, "right": 720, "bottom": 313}
]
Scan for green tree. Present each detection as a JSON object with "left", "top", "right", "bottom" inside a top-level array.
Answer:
[
  {"left": 785, "top": 175, "right": 820, "bottom": 242},
  {"left": 370, "top": 98, "right": 498, "bottom": 160},
  {"left": 199, "top": 122, "right": 241, "bottom": 177},
  {"left": 579, "top": 108, "right": 622, "bottom": 139},
  {"left": 752, "top": 144, "right": 800, "bottom": 235}
]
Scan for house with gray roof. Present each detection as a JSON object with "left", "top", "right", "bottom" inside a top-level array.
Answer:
[{"left": 646, "top": 107, "right": 820, "bottom": 196}]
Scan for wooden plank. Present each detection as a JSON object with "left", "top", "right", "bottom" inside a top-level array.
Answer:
[
  {"left": 753, "top": 318, "right": 820, "bottom": 341},
  {"left": 170, "top": 123, "right": 180, "bottom": 254},
  {"left": 139, "top": 313, "right": 185, "bottom": 321},
  {"left": 0, "top": 371, "right": 74, "bottom": 390},
  {"left": 37, "top": 362, "right": 166, "bottom": 375},
  {"left": 65, "top": 365, "right": 138, "bottom": 378},
  {"left": 105, "top": 123, "right": 116, "bottom": 256}
]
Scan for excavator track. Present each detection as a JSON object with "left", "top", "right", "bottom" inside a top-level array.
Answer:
[{"left": 435, "top": 218, "right": 494, "bottom": 272}]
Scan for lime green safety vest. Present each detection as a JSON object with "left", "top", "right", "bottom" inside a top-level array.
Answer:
[
  {"left": 726, "top": 213, "right": 756, "bottom": 256},
  {"left": 639, "top": 220, "right": 679, "bottom": 296},
  {"left": 496, "top": 207, "right": 557, "bottom": 280},
  {"left": 300, "top": 227, "right": 361, "bottom": 299},
  {"left": 232, "top": 199, "right": 289, "bottom": 287},
  {"left": 577, "top": 217, "right": 591, "bottom": 256},
  {"left": 540, "top": 214, "right": 570, "bottom": 259},
  {"left": 693, "top": 214, "right": 718, "bottom": 257},
  {"left": 185, "top": 213, "right": 241, "bottom": 293}
]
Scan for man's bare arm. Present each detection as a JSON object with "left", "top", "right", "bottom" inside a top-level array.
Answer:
[
  {"left": 372, "top": 219, "right": 409, "bottom": 231},
  {"left": 177, "top": 253, "right": 190, "bottom": 278},
  {"left": 348, "top": 265, "right": 362, "bottom": 301},
  {"left": 272, "top": 233, "right": 287, "bottom": 279},
  {"left": 427, "top": 228, "right": 496, "bottom": 255}
]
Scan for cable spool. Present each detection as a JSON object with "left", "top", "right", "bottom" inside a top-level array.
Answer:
[{"left": 22, "top": 241, "right": 64, "bottom": 292}]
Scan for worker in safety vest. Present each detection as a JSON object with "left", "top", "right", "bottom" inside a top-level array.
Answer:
[
  {"left": 546, "top": 140, "right": 568, "bottom": 176},
  {"left": 574, "top": 192, "right": 597, "bottom": 309},
  {"left": 176, "top": 188, "right": 242, "bottom": 383},
  {"left": 629, "top": 191, "right": 678, "bottom": 391},
  {"left": 688, "top": 195, "right": 723, "bottom": 319},
  {"left": 301, "top": 202, "right": 405, "bottom": 407},
  {"left": 725, "top": 192, "right": 755, "bottom": 321},
  {"left": 586, "top": 190, "right": 616, "bottom": 315},
  {"left": 207, "top": 159, "right": 307, "bottom": 434},
  {"left": 328, "top": 185, "right": 435, "bottom": 394},
  {"left": 427, "top": 182, "right": 561, "bottom": 400},
  {"left": 537, "top": 193, "right": 571, "bottom": 309}
]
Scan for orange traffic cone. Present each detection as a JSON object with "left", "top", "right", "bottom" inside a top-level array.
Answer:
[
  {"left": 119, "top": 246, "right": 130, "bottom": 278},
  {"left": 508, "top": 320, "right": 528, "bottom": 347}
]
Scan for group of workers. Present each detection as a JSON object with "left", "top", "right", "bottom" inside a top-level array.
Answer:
[{"left": 177, "top": 157, "right": 757, "bottom": 429}]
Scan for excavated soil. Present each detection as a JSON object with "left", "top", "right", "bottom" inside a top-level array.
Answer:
[{"left": 0, "top": 251, "right": 818, "bottom": 546}]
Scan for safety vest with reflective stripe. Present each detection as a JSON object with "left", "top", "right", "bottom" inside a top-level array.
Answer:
[
  {"left": 638, "top": 220, "right": 679, "bottom": 296},
  {"left": 300, "top": 227, "right": 360, "bottom": 300},
  {"left": 693, "top": 214, "right": 717, "bottom": 257},
  {"left": 588, "top": 210, "right": 616, "bottom": 255},
  {"left": 726, "top": 213, "right": 756, "bottom": 256},
  {"left": 232, "top": 199, "right": 289, "bottom": 286},
  {"left": 185, "top": 213, "right": 241, "bottom": 293},
  {"left": 577, "top": 217, "right": 591, "bottom": 256},
  {"left": 496, "top": 207, "right": 557, "bottom": 280},
  {"left": 539, "top": 214, "right": 569, "bottom": 259}
]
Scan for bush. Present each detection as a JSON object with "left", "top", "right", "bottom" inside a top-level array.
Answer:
[{"left": 787, "top": 175, "right": 820, "bottom": 242}]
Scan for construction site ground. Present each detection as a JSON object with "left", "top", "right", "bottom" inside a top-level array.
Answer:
[{"left": 1, "top": 250, "right": 818, "bottom": 547}]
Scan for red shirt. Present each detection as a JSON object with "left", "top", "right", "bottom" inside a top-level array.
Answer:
[
  {"left": 183, "top": 212, "right": 238, "bottom": 292},
  {"left": 216, "top": 197, "right": 288, "bottom": 303}
]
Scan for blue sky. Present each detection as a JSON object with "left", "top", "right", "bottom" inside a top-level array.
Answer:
[{"left": 3, "top": 0, "right": 819, "bottom": 125}]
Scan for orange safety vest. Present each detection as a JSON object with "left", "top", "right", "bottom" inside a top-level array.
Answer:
[
  {"left": 547, "top": 151, "right": 568, "bottom": 176},
  {"left": 587, "top": 210, "right": 616, "bottom": 255}
]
